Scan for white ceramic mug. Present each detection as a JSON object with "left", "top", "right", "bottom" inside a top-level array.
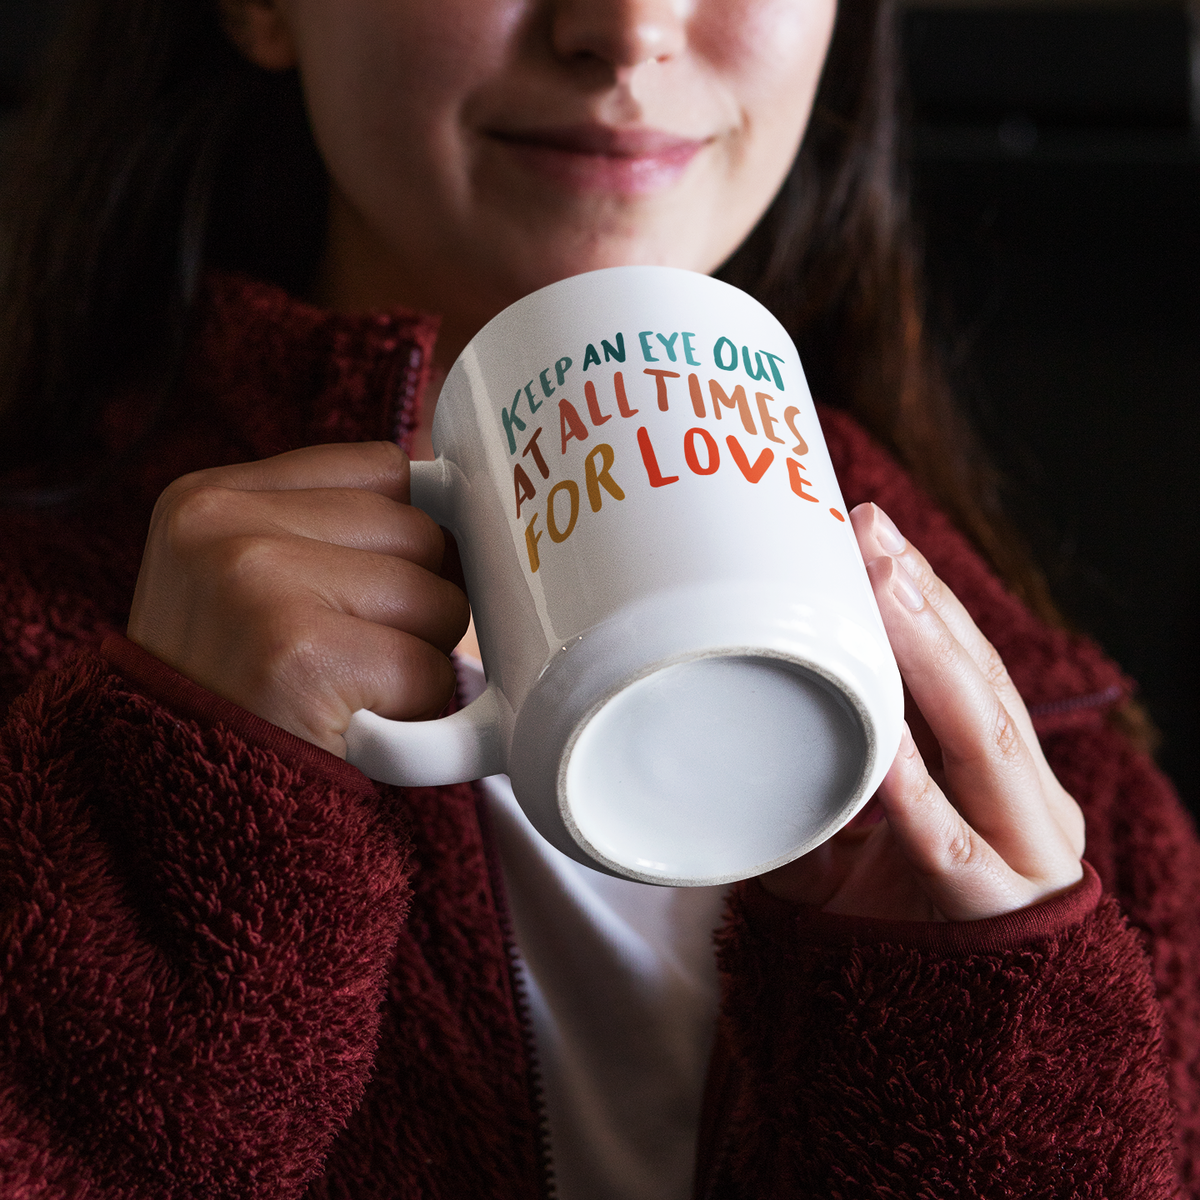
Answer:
[{"left": 345, "top": 266, "right": 904, "bottom": 886}]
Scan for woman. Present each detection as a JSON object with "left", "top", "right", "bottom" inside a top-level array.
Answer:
[{"left": 0, "top": 0, "right": 1194, "bottom": 1196}]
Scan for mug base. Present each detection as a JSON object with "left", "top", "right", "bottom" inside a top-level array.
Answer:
[
  {"left": 563, "top": 654, "right": 866, "bottom": 886},
  {"left": 505, "top": 579, "right": 901, "bottom": 887}
]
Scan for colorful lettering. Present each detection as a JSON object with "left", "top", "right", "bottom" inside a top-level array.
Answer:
[
  {"left": 584, "top": 380, "right": 613, "bottom": 427},
  {"left": 787, "top": 457, "right": 820, "bottom": 502},
  {"left": 602, "top": 334, "right": 626, "bottom": 363},
  {"left": 513, "top": 463, "right": 537, "bottom": 518},
  {"left": 547, "top": 480, "right": 580, "bottom": 542},
  {"left": 713, "top": 337, "right": 737, "bottom": 371},
  {"left": 559, "top": 398, "right": 589, "bottom": 454},
  {"left": 522, "top": 427, "right": 550, "bottom": 478},
  {"left": 637, "top": 426, "right": 679, "bottom": 487},
  {"left": 761, "top": 351, "right": 786, "bottom": 390},
  {"left": 614, "top": 372, "right": 639, "bottom": 418},
  {"left": 783, "top": 406, "right": 809, "bottom": 455},
  {"left": 644, "top": 368, "right": 681, "bottom": 412},
  {"left": 684, "top": 427, "right": 719, "bottom": 475},
  {"left": 584, "top": 443, "right": 625, "bottom": 512},
  {"left": 655, "top": 332, "right": 680, "bottom": 362},
  {"left": 726, "top": 435, "right": 773, "bottom": 483},
  {"left": 525, "top": 513, "right": 542, "bottom": 572},
  {"left": 502, "top": 389, "right": 527, "bottom": 454},
  {"left": 708, "top": 379, "right": 756, "bottom": 435},
  {"left": 741, "top": 346, "right": 770, "bottom": 382},
  {"left": 755, "top": 392, "right": 784, "bottom": 444}
]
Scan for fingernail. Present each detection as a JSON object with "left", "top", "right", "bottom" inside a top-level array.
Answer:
[
  {"left": 892, "top": 558, "right": 925, "bottom": 612},
  {"left": 874, "top": 506, "right": 906, "bottom": 554}
]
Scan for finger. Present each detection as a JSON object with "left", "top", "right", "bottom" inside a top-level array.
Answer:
[
  {"left": 165, "top": 441, "right": 414, "bottom": 502},
  {"left": 852, "top": 503, "right": 1082, "bottom": 853},
  {"left": 236, "top": 614, "right": 461, "bottom": 756},
  {"left": 163, "top": 483, "right": 447, "bottom": 570},
  {"left": 876, "top": 723, "right": 1081, "bottom": 920},
  {"left": 866, "top": 552, "right": 1076, "bottom": 878},
  {"left": 851, "top": 505, "right": 1029, "bottom": 721},
  {"left": 224, "top": 537, "right": 470, "bottom": 655}
]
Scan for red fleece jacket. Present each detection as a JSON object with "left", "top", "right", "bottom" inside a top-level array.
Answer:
[{"left": 1, "top": 272, "right": 1195, "bottom": 1198}]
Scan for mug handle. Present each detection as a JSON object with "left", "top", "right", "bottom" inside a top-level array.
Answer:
[{"left": 343, "top": 458, "right": 506, "bottom": 786}]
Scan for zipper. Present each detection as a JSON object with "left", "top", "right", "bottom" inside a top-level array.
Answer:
[{"left": 474, "top": 791, "right": 559, "bottom": 1200}]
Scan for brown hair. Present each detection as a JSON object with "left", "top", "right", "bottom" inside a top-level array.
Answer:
[{"left": 0, "top": 0, "right": 1051, "bottom": 623}]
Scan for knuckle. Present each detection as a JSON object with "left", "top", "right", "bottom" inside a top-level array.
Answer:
[
  {"left": 981, "top": 643, "right": 1015, "bottom": 695},
  {"left": 403, "top": 507, "right": 445, "bottom": 567},
  {"left": 928, "top": 625, "right": 959, "bottom": 671},
  {"left": 157, "top": 483, "right": 239, "bottom": 550},
  {"left": 213, "top": 532, "right": 294, "bottom": 593},
  {"left": 940, "top": 820, "right": 983, "bottom": 874},
  {"left": 358, "top": 439, "right": 411, "bottom": 486},
  {"left": 992, "top": 705, "right": 1024, "bottom": 761}
]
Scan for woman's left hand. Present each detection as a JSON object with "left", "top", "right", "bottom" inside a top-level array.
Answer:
[{"left": 761, "top": 503, "right": 1086, "bottom": 922}]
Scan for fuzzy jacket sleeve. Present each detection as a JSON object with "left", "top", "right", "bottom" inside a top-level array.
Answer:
[
  {"left": 0, "top": 635, "right": 414, "bottom": 1197},
  {"left": 704, "top": 865, "right": 1178, "bottom": 1199}
]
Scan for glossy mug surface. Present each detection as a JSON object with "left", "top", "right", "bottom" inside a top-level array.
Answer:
[{"left": 344, "top": 266, "right": 904, "bottom": 886}]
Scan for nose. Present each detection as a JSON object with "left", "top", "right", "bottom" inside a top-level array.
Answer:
[{"left": 550, "top": 0, "right": 690, "bottom": 70}]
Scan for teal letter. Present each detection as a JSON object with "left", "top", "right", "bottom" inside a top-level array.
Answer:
[
  {"left": 539, "top": 368, "right": 556, "bottom": 398},
  {"left": 524, "top": 380, "right": 543, "bottom": 414},
  {"left": 761, "top": 351, "right": 786, "bottom": 390},
  {"left": 583, "top": 343, "right": 602, "bottom": 371},
  {"left": 741, "top": 346, "right": 769, "bottom": 381},
  {"left": 502, "top": 389, "right": 527, "bottom": 453},
  {"left": 655, "top": 332, "right": 680, "bottom": 362},
  {"left": 681, "top": 332, "right": 700, "bottom": 366},
  {"left": 638, "top": 331, "right": 659, "bottom": 362},
  {"left": 602, "top": 334, "right": 626, "bottom": 363},
  {"left": 713, "top": 337, "right": 737, "bottom": 371},
  {"left": 555, "top": 356, "right": 573, "bottom": 385}
]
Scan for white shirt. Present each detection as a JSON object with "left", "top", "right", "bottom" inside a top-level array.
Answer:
[{"left": 458, "top": 657, "right": 729, "bottom": 1200}]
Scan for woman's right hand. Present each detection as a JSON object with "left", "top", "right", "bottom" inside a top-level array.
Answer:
[{"left": 127, "top": 441, "right": 470, "bottom": 756}]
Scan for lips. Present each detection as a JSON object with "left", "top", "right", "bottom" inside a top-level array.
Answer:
[{"left": 487, "top": 123, "right": 708, "bottom": 195}]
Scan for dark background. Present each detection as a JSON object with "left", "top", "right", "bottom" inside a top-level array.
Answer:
[
  {"left": 2, "top": 0, "right": 1196, "bottom": 812},
  {"left": 903, "top": 2, "right": 1198, "bottom": 813}
]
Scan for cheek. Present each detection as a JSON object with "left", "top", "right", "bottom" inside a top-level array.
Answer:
[
  {"left": 697, "top": 0, "right": 839, "bottom": 138},
  {"left": 286, "top": 0, "right": 521, "bottom": 188}
]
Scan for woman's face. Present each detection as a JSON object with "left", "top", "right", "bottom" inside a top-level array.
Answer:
[{"left": 237, "top": 0, "right": 837, "bottom": 353}]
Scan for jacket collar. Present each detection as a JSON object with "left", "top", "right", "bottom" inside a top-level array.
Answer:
[{"left": 188, "top": 270, "right": 442, "bottom": 461}]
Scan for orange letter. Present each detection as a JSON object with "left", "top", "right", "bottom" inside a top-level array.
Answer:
[
  {"left": 637, "top": 426, "right": 679, "bottom": 487},
  {"left": 559, "top": 398, "right": 589, "bottom": 454},
  {"left": 584, "top": 443, "right": 625, "bottom": 512},
  {"left": 787, "top": 457, "right": 819, "bottom": 502},
  {"left": 547, "top": 480, "right": 580, "bottom": 542},
  {"left": 755, "top": 393, "right": 784, "bottom": 444},
  {"left": 727, "top": 436, "right": 773, "bottom": 483},
  {"left": 521, "top": 427, "right": 550, "bottom": 478},
  {"left": 643, "top": 368, "right": 681, "bottom": 412},
  {"left": 584, "top": 380, "right": 612, "bottom": 427},
  {"left": 708, "top": 379, "right": 756, "bottom": 435},
  {"left": 783, "top": 406, "right": 809, "bottom": 456},
  {"left": 684, "top": 427, "right": 720, "bottom": 476},
  {"left": 613, "top": 371, "right": 639, "bottom": 418},
  {"left": 514, "top": 463, "right": 537, "bottom": 517},
  {"left": 525, "top": 513, "right": 542, "bottom": 572}
]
